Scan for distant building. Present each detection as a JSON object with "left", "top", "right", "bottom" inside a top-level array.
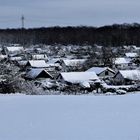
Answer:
[
  {"left": 5, "top": 46, "right": 24, "bottom": 55},
  {"left": 125, "top": 53, "right": 138, "bottom": 58},
  {"left": 115, "top": 58, "right": 132, "bottom": 69},
  {"left": 25, "top": 60, "right": 48, "bottom": 69},
  {"left": 31, "top": 54, "right": 48, "bottom": 60},
  {"left": 59, "top": 59, "right": 86, "bottom": 71}
]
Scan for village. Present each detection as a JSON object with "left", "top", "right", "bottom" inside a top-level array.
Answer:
[{"left": 0, "top": 43, "right": 140, "bottom": 95}]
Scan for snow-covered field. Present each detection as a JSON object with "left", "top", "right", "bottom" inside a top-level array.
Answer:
[{"left": 0, "top": 94, "right": 140, "bottom": 140}]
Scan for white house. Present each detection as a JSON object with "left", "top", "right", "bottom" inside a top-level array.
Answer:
[{"left": 86, "top": 67, "right": 115, "bottom": 78}]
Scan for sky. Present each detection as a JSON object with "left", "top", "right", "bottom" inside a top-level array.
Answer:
[{"left": 0, "top": 0, "right": 140, "bottom": 28}]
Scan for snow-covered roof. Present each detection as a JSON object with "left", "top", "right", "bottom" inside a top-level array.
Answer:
[
  {"left": 118, "top": 70, "right": 140, "bottom": 81},
  {"left": 60, "top": 72, "right": 99, "bottom": 84},
  {"left": 63, "top": 59, "right": 86, "bottom": 66},
  {"left": 47, "top": 58, "right": 60, "bottom": 64},
  {"left": 125, "top": 53, "right": 137, "bottom": 58},
  {"left": 0, "top": 55, "right": 7, "bottom": 59},
  {"left": 115, "top": 58, "right": 131, "bottom": 65},
  {"left": 27, "top": 60, "right": 48, "bottom": 68},
  {"left": 10, "top": 57, "right": 22, "bottom": 61},
  {"left": 32, "top": 54, "right": 48, "bottom": 60},
  {"left": 86, "top": 67, "right": 114, "bottom": 74},
  {"left": 6, "top": 46, "right": 24, "bottom": 52},
  {"left": 25, "top": 68, "right": 52, "bottom": 79},
  {"left": 18, "top": 60, "right": 28, "bottom": 66}
]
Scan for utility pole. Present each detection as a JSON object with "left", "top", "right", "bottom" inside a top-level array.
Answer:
[
  {"left": 21, "top": 15, "right": 27, "bottom": 59},
  {"left": 21, "top": 15, "right": 25, "bottom": 29}
]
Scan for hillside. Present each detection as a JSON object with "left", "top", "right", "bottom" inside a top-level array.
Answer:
[{"left": 0, "top": 23, "right": 140, "bottom": 46}]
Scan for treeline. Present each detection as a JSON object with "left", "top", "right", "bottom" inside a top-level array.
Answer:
[{"left": 0, "top": 23, "right": 140, "bottom": 46}]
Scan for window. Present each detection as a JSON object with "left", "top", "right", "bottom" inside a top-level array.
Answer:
[{"left": 105, "top": 71, "right": 109, "bottom": 75}]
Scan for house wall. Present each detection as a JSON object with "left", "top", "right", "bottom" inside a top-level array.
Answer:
[
  {"left": 32, "top": 55, "right": 48, "bottom": 60},
  {"left": 99, "top": 70, "right": 115, "bottom": 78},
  {"left": 114, "top": 73, "right": 125, "bottom": 85}
]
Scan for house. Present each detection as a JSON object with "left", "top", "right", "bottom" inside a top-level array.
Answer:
[
  {"left": 115, "top": 57, "right": 131, "bottom": 69},
  {"left": 86, "top": 67, "right": 115, "bottom": 78},
  {"left": 25, "top": 68, "right": 53, "bottom": 80},
  {"left": 114, "top": 70, "right": 140, "bottom": 85},
  {"left": 125, "top": 53, "right": 138, "bottom": 58},
  {"left": 5, "top": 46, "right": 24, "bottom": 55},
  {"left": 18, "top": 60, "right": 28, "bottom": 67},
  {"left": 58, "top": 72, "right": 100, "bottom": 85},
  {"left": 25, "top": 60, "right": 48, "bottom": 69},
  {"left": 9, "top": 56, "right": 23, "bottom": 61},
  {"left": 31, "top": 54, "right": 48, "bottom": 60},
  {"left": 59, "top": 59, "right": 86, "bottom": 71}
]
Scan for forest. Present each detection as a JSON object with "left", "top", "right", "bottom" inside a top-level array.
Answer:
[{"left": 0, "top": 23, "right": 140, "bottom": 46}]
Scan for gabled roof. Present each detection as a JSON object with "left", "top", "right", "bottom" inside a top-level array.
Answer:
[
  {"left": 115, "top": 58, "right": 131, "bottom": 65},
  {"left": 26, "top": 60, "right": 48, "bottom": 68},
  {"left": 117, "top": 70, "right": 140, "bottom": 81},
  {"left": 86, "top": 67, "right": 115, "bottom": 75},
  {"left": 25, "top": 68, "right": 52, "bottom": 79},
  {"left": 60, "top": 72, "right": 99, "bottom": 84}
]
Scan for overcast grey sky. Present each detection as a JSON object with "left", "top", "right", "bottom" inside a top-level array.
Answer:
[{"left": 0, "top": 0, "right": 139, "bottom": 28}]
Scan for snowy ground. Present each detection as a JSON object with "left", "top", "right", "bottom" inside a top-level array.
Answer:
[{"left": 0, "top": 94, "right": 140, "bottom": 140}]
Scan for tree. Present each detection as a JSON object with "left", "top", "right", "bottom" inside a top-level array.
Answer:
[
  {"left": 0, "top": 62, "right": 41, "bottom": 94},
  {"left": 101, "top": 46, "right": 114, "bottom": 68}
]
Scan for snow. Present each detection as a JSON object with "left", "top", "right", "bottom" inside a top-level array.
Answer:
[
  {"left": 0, "top": 94, "right": 140, "bottom": 140},
  {"left": 0, "top": 55, "right": 7, "bottom": 59},
  {"left": 60, "top": 72, "right": 99, "bottom": 83}
]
